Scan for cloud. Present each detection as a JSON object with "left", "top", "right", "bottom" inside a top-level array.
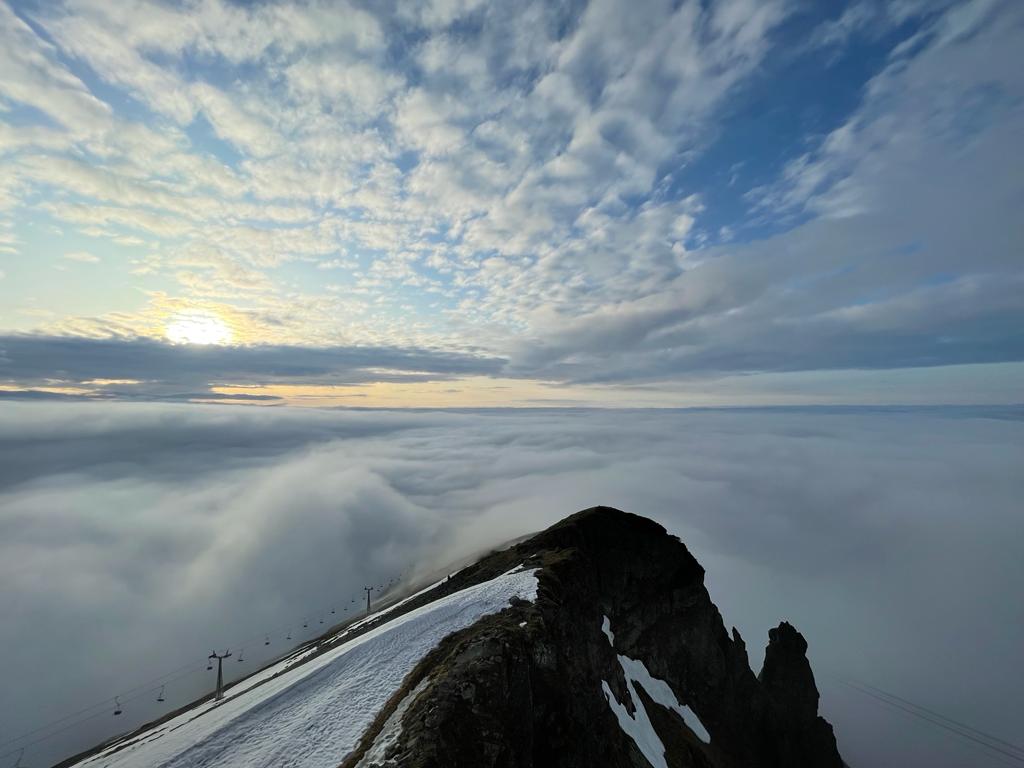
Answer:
[
  {"left": 0, "top": 403, "right": 1022, "bottom": 767},
  {"left": 805, "top": 1, "right": 881, "bottom": 51},
  {"left": 63, "top": 251, "right": 100, "bottom": 263},
  {"left": 0, "top": 334, "right": 505, "bottom": 398},
  {"left": 0, "top": 0, "right": 1021, "bottom": 403},
  {"left": 500, "top": 1, "right": 1024, "bottom": 383},
  {"left": 0, "top": 3, "right": 112, "bottom": 136}
]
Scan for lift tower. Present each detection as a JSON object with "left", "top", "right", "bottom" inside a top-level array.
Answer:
[{"left": 208, "top": 650, "right": 232, "bottom": 701}]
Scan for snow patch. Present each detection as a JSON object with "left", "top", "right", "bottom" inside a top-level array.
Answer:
[
  {"left": 600, "top": 618, "right": 710, "bottom": 768},
  {"left": 71, "top": 567, "right": 538, "bottom": 768},
  {"left": 354, "top": 678, "right": 428, "bottom": 767},
  {"left": 617, "top": 655, "right": 710, "bottom": 745},
  {"left": 601, "top": 615, "right": 614, "bottom": 646}
]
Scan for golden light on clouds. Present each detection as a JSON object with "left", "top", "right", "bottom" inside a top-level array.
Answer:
[
  {"left": 165, "top": 312, "right": 233, "bottom": 345},
  {"left": 209, "top": 377, "right": 695, "bottom": 409}
]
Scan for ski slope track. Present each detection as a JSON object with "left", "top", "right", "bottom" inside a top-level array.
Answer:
[{"left": 69, "top": 567, "right": 539, "bottom": 768}]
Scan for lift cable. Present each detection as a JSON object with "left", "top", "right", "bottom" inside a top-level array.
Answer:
[{"left": 0, "top": 575, "right": 405, "bottom": 760}]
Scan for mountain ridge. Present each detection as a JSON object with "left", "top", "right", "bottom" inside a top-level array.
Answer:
[
  {"left": 58, "top": 506, "right": 843, "bottom": 768},
  {"left": 344, "top": 506, "right": 843, "bottom": 767}
]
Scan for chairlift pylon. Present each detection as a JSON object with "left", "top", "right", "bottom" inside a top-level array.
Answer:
[{"left": 113, "top": 696, "right": 123, "bottom": 716}]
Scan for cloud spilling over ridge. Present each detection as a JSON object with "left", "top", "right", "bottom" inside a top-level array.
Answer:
[{"left": 1, "top": 403, "right": 1022, "bottom": 767}]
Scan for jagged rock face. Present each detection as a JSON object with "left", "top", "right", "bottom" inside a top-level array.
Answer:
[{"left": 345, "top": 507, "right": 843, "bottom": 768}]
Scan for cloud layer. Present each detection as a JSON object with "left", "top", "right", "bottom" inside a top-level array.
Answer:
[
  {"left": 0, "top": 333, "right": 503, "bottom": 400},
  {"left": 1, "top": 402, "right": 1022, "bottom": 766}
]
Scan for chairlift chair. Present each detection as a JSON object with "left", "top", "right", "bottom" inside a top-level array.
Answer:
[
  {"left": 113, "top": 696, "right": 123, "bottom": 716},
  {"left": 157, "top": 685, "right": 165, "bottom": 703},
  {"left": 264, "top": 635, "right": 270, "bottom": 646}
]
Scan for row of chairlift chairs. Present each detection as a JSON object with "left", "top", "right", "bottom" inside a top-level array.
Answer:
[
  {"left": 10, "top": 573, "right": 409, "bottom": 766},
  {"left": 111, "top": 574, "right": 405, "bottom": 718}
]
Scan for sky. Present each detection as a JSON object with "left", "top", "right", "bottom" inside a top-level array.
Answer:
[
  {"left": 0, "top": 0, "right": 1022, "bottom": 406},
  {"left": 1, "top": 403, "right": 1022, "bottom": 767},
  {"left": 1, "top": 1, "right": 1023, "bottom": 767}
]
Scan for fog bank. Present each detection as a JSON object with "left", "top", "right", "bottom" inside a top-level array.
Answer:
[{"left": 1, "top": 403, "right": 1021, "bottom": 766}]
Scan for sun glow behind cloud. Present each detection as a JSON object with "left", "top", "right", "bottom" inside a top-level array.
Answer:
[
  {"left": 165, "top": 312, "right": 233, "bottom": 346},
  {"left": 0, "top": 0, "right": 1020, "bottom": 405}
]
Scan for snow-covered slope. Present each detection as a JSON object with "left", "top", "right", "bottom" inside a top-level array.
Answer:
[
  {"left": 63, "top": 507, "right": 843, "bottom": 768},
  {"left": 336, "top": 506, "right": 843, "bottom": 768},
  {"left": 70, "top": 567, "right": 538, "bottom": 768}
]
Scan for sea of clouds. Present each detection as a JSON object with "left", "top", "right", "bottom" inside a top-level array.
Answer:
[{"left": 1, "top": 402, "right": 1022, "bottom": 766}]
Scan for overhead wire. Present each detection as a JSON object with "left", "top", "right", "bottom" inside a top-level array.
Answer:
[
  {"left": 0, "top": 572, "right": 408, "bottom": 762},
  {"left": 839, "top": 678, "right": 1024, "bottom": 766}
]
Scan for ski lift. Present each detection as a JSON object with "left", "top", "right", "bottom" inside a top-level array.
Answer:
[
  {"left": 113, "top": 696, "right": 123, "bottom": 716},
  {"left": 303, "top": 620, "right": 308, "bottom": 628},
  {"left": 319, "top": 617, "right": 324, "bottom": 624},
  {"left": 206, "top": 659, "right": 214, "bottom": 670},
  {"left": 286, "top": 630, "right": 292, "bottom": 640},
  {"left": 157, "top": 685, "right": 165, "bottom": 703},
  {"left": 237, "top": 648, "right": 245, "bottom": 662},
  {"left": 331, "top": 608, "right": 336, "bottom": 614},
  {"left": 264, "top": 635, "right": 270, "bottom": 646}
]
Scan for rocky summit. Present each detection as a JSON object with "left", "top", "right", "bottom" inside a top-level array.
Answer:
[
  {"left": 344, "top": 506, "right": 844, "bottom": 768},
  {"left": 57, "top": 506, "right": 843, "bottom": 768}
]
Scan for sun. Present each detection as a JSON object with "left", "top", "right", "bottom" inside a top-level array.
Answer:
[{"left": 165, "top": 312, "right": 233, "bottom": 345}]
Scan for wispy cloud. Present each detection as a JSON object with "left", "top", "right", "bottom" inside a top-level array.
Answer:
[{"left": 63, "top": 251, "right": 100, "bottom": 263}]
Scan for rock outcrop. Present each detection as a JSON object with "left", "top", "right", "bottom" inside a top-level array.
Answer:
[{"left": 343, "top": 506, "right": 843, "bottom": 768}]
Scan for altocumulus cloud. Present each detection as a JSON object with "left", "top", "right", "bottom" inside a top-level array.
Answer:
[
  {"left": 1, "top": 0, "right": 1022, "bottom": 403},
  {"left": 1, "top": 403, "right": 1022, "bottom": 767}
]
